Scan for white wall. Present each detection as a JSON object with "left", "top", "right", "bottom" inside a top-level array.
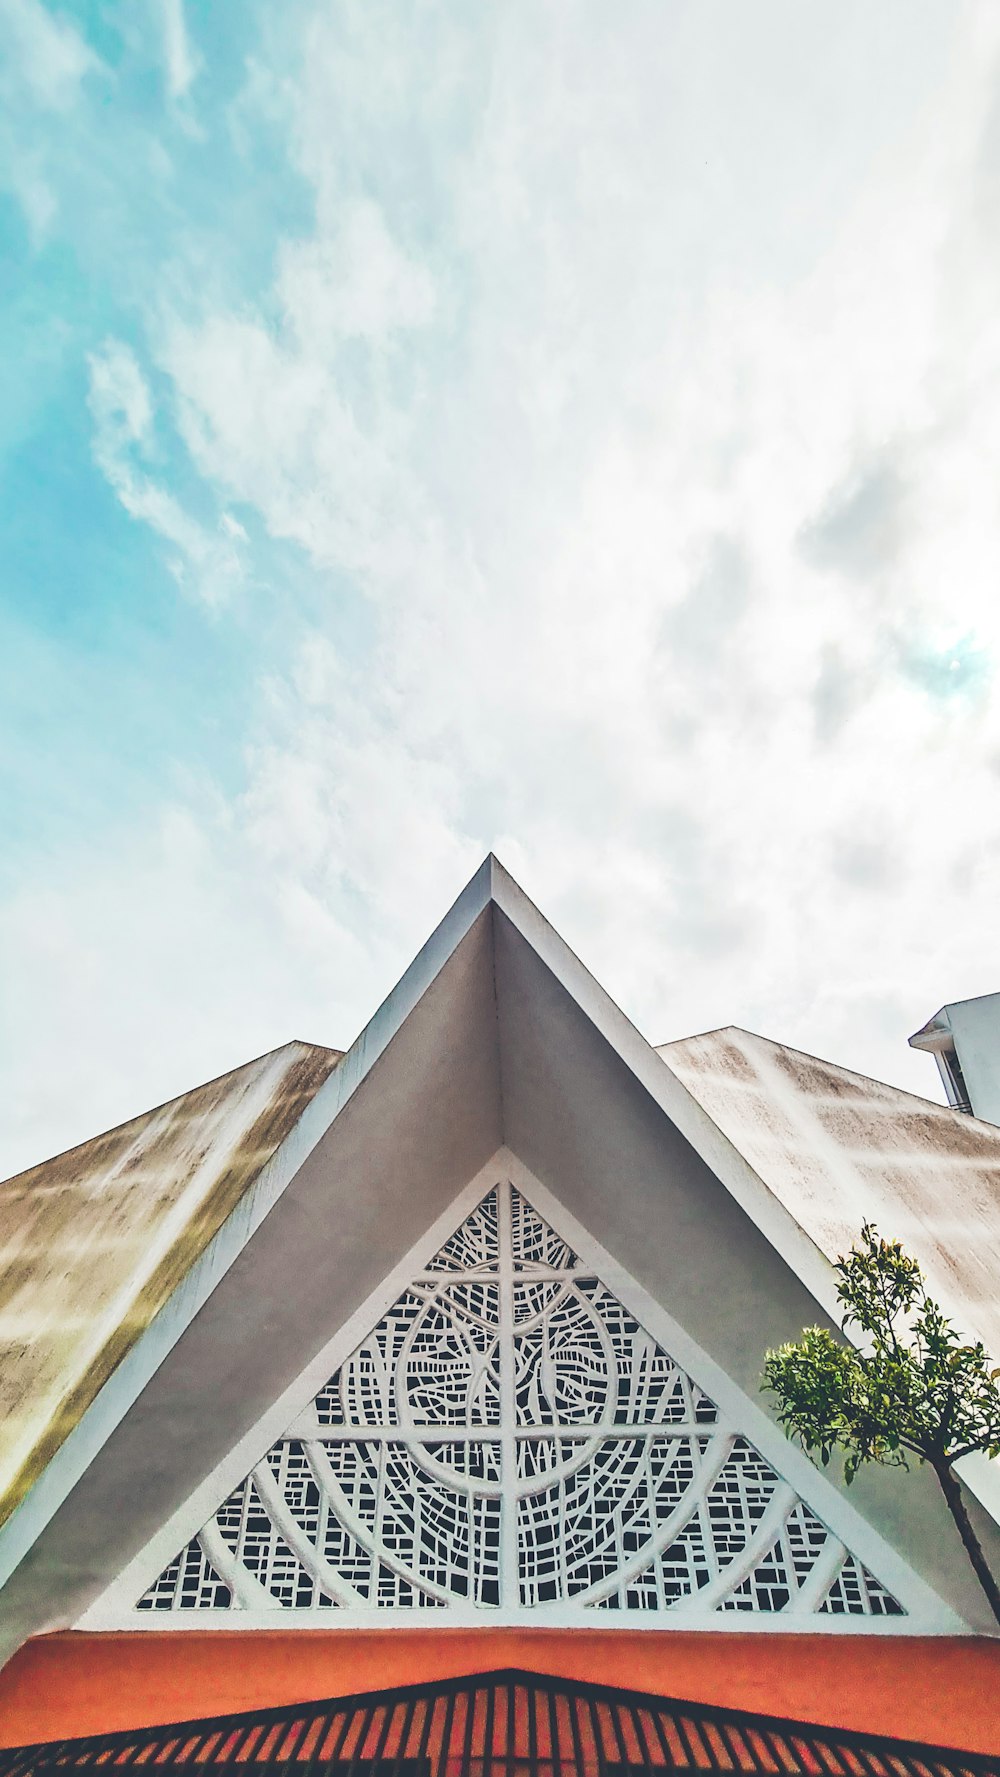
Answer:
[{"left": 943, "top": 993, "right": 1000, "bottom": 1125}]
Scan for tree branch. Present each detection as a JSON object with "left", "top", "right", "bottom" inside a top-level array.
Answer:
[{"left": 933, "top": 1460, "right": 1000, "bottom": 1628}]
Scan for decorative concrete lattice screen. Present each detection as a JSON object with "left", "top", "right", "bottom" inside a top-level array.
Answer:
[{"left": 139, "top": 1181, "right": 902, "bottom": 1617}]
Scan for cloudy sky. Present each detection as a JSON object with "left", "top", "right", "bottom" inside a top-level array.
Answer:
[{"left": 2, "top": 0, "right": 999, "bottom": 1176}]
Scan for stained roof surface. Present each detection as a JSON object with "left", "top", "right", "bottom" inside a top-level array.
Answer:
[
  {"left": 0, "top": 1041, "right": 341, "bottom": 1530},
  {"left": 660, "top": 1026, "right": 1000, "bottom": 1362}
]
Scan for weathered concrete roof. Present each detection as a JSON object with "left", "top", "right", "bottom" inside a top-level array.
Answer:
[
  {"left": 660, "top": 1026, "right": 1000, "bottom": 1363},
  {"left": 0, "top": 1041, "right": 341, "bottom": 1531}
]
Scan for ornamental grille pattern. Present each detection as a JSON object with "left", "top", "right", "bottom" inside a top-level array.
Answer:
[{"left": 137, "top": 1181, "right": 902, "bottom": 1618}]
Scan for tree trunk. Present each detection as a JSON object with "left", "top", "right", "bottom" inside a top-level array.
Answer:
[{"left": 934, "top": 1459, "right": 1000, "bottom": 1628}]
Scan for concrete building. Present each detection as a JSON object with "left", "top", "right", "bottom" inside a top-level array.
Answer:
[
  {"left": 910, "top": 992, "right": 1000, "bottom": 1123},
  {"left": 0, "top": 859, "right": 999, "bottom": 1769}
]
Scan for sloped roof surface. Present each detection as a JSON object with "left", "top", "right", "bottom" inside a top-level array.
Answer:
[
  {"left": 0, "top": 1041, "right": 341, "bottom": 1530},
  {"left": 660, "top": 1027, "right": 1000, "bottom": 1361}
]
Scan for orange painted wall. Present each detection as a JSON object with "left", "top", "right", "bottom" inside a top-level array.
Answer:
[{"left": 1, "top": 1630, "right": 999, "bottom": 1756}]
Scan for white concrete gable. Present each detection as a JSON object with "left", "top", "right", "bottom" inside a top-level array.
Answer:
[
  {"left": 1, "top": 859, "right": 995, "bottom": 1664},
  {"left": 81, "top": 1160, "right": 946, "bottom": 1632}
]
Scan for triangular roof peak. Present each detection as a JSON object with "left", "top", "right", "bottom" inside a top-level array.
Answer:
[{"left": 1, "top": 855, "right": 998, "bottom": 1658}]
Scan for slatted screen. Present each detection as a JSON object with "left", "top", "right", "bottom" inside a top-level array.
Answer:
[{"left": 1, "top": 1668, "right": 994, "bottom": 1777}]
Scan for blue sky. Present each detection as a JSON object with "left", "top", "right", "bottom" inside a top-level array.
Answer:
[{"left": 2, "top": 0, "right": 999, "bottom": 1175}]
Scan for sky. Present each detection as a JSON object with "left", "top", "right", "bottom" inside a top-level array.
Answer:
[{"left": 3, "top": 0, "right": 1000, "bottom": 1177}]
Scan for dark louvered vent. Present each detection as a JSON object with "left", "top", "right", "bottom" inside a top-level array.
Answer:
[{"left": 1, "top": 1668, "right": 994, "bottom": 1777}]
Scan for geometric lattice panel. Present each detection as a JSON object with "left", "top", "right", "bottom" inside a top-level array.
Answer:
[{"left": 137, "top": 1180, "right": 903, "bottom": 1618}]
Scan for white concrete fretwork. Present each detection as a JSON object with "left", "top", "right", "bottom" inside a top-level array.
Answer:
[{"left": 135, "top": 1181, "right": 901, "bottom": 1620}]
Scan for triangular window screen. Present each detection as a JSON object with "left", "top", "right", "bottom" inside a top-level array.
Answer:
[{"left": 138, "top": 1181, "right": 902, "bottom": 1618}]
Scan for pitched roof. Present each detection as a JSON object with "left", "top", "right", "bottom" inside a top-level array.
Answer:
[
  {"left": 0, "top": 859, "right": 996, "bottom": 1654},
  {"left": 0, "top": 1041, "right": 341, "bottom": 1531},
  {"left": 659, "top": 1026, "right": 1000, "bottom": 1362}
]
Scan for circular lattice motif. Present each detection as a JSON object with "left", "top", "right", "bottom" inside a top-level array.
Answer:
[
  {"left": 401, "top": 1283, "right": 502, "bottom": 1430},
  {"left": 138, "top": 1182, "right": 905, "bottom": 1618},
  {"left": 512, "top": 1281, "right": 613, "bottom": 1426}
]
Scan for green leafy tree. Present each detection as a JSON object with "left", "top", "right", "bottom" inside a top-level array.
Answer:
[{"left": 762, "top": 1222, "right": 1000, "bottom": 1626}]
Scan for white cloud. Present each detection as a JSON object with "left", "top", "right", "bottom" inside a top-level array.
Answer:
[
  {"left": 156, "top": 2, "right": 1000, "bottom": 1087},
  {"left": 278, "top": 201, "right": 436, "bottom": 344},
  {"left": 159, "top": 0, "right": 198, "bottom": 101},
  {"left": 10, "top": 2, "right": 1000, "bottom": 1173},
  {"left": 0, "top": 0, "right": 96, "bottom": 110},
  {"left": 87, "top": 340, "right": 244, "bottom": 607},
  {"left": 5, "top": 152, "right": 55, "bottom": 244},
  {"left": 0, "top": 0, "right": 98, "bottom": 238},
  {"left": 160, "top": 196, "right": 439, "bottom": 585},
  {"left": 88, "top": 339, "right": 154, "bottom": 452}
]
